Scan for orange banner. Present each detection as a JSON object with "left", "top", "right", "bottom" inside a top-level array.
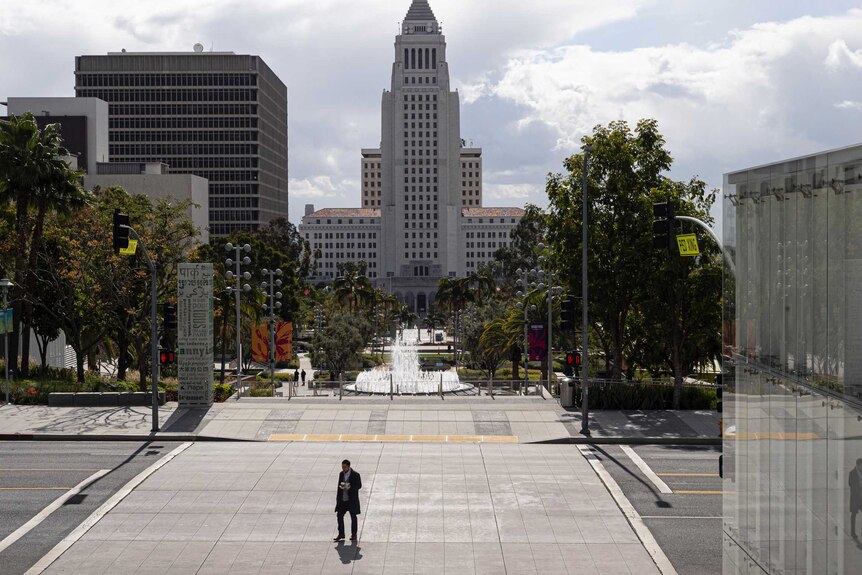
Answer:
[{"left": 252, "top": 322, "right": 293, "bottom": 363}]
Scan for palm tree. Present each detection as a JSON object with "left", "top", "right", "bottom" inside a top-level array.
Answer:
[
  {"left": 333, "top": 269, "right": 372, "bottom": 313},
  {"left": 0, "top": 113, "right": 82, "bottom": 375}
]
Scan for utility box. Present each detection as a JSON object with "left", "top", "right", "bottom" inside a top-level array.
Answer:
[{"left": 560, "top": 377, "right": 575, "bottom": 408}]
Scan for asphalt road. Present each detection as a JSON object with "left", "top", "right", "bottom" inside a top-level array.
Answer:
[
  {"left": 0, "top": 441, "right": 182, "bottom": 575},
  {"left": 596, "top": 444, "right": 723, "bottom": 575}
]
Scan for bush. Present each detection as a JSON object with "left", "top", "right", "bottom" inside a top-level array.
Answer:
[{"left": 571, "top": 381, "right": 717, "bottom": 410}]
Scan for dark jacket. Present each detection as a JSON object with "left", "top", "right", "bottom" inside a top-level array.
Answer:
[
  {"left": 851, "top": 467, "right": 862, "bottom": 511},
  {"left": 335, "top": 469, "right": 362, "bottom": 514}
]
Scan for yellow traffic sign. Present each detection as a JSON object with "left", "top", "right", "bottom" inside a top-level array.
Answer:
[
  {"left": 120, "top": 239, "right": 138, "bottom": 256},
  {"left": 677, "top": 234, "right": 699, "bottom": 256}
]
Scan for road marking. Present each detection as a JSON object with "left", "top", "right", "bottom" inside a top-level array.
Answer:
[
  {"left": 656, "top": 473, "right": 719, "bottom": 477},
  {"left": 0, "top": 469, "right": 110, "bottom": 554},
  {"left": 674, "top": 490, "right": 728, "bottom": 495},
  {"left": 268, "top": 433, "right": 519, "bottom": 443},
  {"left": 641, "top": 516, "right": 726, "bottom": 519},
  {"left": 25, "top": 442, "right": 193, "bottom": 575},
  {"left": 0, "top": 487, "right": 74, "bottom": 491},
  {"left": 0, "top": 469, "right": 100, "bottom": 472},
  {"left": 578, "top": 445, "right": 678, "bottom": 575},
  {"left": 620, "top": 445, "right": 673, "bottom": 494}
]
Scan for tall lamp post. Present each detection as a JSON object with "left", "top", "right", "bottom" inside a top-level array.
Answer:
[
  {"left": 1, "top": 279, "right": 11, "bottom": 404},
  {"left": 581, "top": 144, "right": 594, "bottom": 435},
  {"left": 516, "top": 267, "right": 538, "bottom": 396},
  {"left": 535, "top": 246, "right": 563, "bottom": 396},
  {"left": 260, "top": 269, "right": 283, "bottom": 398},
  {"left": 225, "top": 243, "right": 252, "bottom": 400}
]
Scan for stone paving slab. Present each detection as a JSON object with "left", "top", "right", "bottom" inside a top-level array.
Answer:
[{"left": 42, "top": 442, "right": 661, "bottom": 575}]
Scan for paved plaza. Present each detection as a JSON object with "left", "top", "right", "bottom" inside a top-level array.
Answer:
[{"left": 39, "top": 442, "right": 661, "bottom": 574}]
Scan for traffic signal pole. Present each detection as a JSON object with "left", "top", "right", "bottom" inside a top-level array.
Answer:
[
  {"left": 123, "top": 226, "right": 159, "bottom": 433},
  {"left": 581, "top": 144, "right": 593, "bottom": 436}
]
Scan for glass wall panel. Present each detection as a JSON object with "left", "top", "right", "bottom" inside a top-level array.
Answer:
[{"left": 723, "top": 145, "right": 862, "bottom": 574}]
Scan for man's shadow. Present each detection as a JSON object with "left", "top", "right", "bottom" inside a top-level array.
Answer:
[{"left": 334, "top": 541, "right": 362, "bottom": 564}]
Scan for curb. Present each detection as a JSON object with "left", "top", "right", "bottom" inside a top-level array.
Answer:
[
  {"left": 529, "top": 436, "right": 721, "bottom": 446},
  {"left": 0, "top": 433, "right": 252, "bottom": 442}
]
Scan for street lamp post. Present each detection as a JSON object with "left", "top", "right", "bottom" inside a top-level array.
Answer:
[
  {"left": 516, "top": 268, "right": 537, "bottom": 396},
  {"left": 535, "top": 246, "right": 563, "bottom": 396},
  {"left": 581, "top": 144, "right": 594, "bottom": 435},
  {"left": 225, "top": 243, "right": 252, "bottom": 400},
  {"left": 1, "top": 279, "right": 11, "bottom": 404},
  {"left": 260, "top": 269, "right": 283, "bottom": 398}
]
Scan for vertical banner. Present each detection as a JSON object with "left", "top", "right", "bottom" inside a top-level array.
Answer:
[
  {"left": 528, "top": 323, "right": 547, "bottom": 362},
  {"left": 177, "top": 263, "right": 214, "bottom": 407},
  {"left": 252, "top": 322, "right": 293, "bottom": 363}
]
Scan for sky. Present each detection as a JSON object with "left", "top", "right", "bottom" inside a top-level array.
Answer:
[{"left": 2, "top": 0, "right": 862, "bottom": 232}]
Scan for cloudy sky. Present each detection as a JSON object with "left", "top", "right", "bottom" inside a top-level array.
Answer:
[{"left": 2, "top": 0, "right": 862, "bottom": 230}]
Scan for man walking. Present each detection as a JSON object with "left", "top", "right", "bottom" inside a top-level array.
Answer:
[
  {"left": 301, "top": 369, "right": 307, "bottom": 386},
  {"left": 851, "top": 458, "right": 862, "bottom": 540},
  {"left": 334, "top": 459, "right": 362, "bottom": 541}
]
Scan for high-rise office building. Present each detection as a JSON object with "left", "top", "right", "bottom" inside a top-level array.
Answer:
[
  {"left": 300, "top": 0, "right": 524, "bottom": 314},
  {"left": 75, "top": 48, "right": 288, "bottom": 235}
]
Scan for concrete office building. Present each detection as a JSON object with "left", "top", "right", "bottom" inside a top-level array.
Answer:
[
  {"left": 85, "top": 162, "right": 209, "bottom": 243},
  {"left": 300, "top": 0, "right": 524, "bottom": 314},
  {"left": 722, "top": 144, "right": 862, "bottom": 573},
  {"left": 74, "top": 48, "right": 288, "bottom": 236},
  {"left": 3, "top": 97, "right": 109, "bottom": 175}
]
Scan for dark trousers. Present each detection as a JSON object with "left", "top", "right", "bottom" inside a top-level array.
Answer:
[
  {"left": 853, "top": 509, "right": 859, "bottom": 537},
  {"left": 337, "top": 507, "right": 358, "bottom": 537}
]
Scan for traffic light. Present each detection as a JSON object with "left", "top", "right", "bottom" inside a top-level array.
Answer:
[
  {"left": 652, "top": 202, "right": 675, "bottom": 252},
  {"left": 112, "top": 209, "right": 130, "bottom": 254},
  {"left": 159, "top": 349, "right": 176, "bottom": 367},
  {"left": 564, "top": 350, "right": 581, "bottom": 376},
  {"left": 561, "top": 298, "right": 576, "bottom": 332},
  {"left": 163, "top": 304, "right": 177, "bottom": 332}
]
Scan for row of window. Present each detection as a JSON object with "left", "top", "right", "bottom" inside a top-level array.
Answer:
[
  {"left": 404, "top": 222, "right": 438, "bottom": 229},
  {"left": 404, "top": 242, "right": 439, "bottom": 249},
  {"left": 403, "top": 113, "right": 437, "bottom": 121},
  {"left": 363, "top": 162, "right": 381, "bottom": 169},
  {"left": 404, "top": 103, "right": 438, "bottom": 111},
  {"left": 78, "top": 88, "right": 257, "bottom": 103},
  {"left": 110, "top": 117, "right": 259, "bottom": 129},
  {"left": 404, "top": 122, "right": 438, "bottom": 130},
  {"left": 466, "top": 231, "right": 506, "bottom": 238},
  {"left": 405, "top": 94, "right": 438, "bottom": 101},
  {"left": 314, "top": 242, "right": 378, "bottom": 250},
  {"left": 209, "top": 197, "right": 259, "bottom": 208},
  {"left": 466, "top": 242, "right": 505, "bottom": 249},
  {"left": 110, "top": 143, "right": 258, "bottom": 156},
  {"left": 364, "top": 200, "right": 381, "bottom": 206},
  {"left": 310, "top": 219, "right": 378, "bottom": 225},
  {"left": 102, "top": 103, "right": 257, "bottom": 116},
  {"left": 405, "top": 76, "right": 436, "bottom": 85},
  {"left": 316, "top": 271, "right": 379, "bottom": 279},
  {"left": 210, "top": 183, "right": 258, "bottom": 195},
  {"left": 404, "top": 48, "right": 438, "bottom": 70},
  {"left": 77, "top": 73, "right": 257, "bottom": 88},
  {"left": 405, "top": 253, "right": 438, "bottom": 259},
  {"left": 211, "top": 223, "right": 259, "bottom": 235},
  {"left": 110, "top": 130, "right": 258, "bottom": 143},
  {"left": 317, "top": 254, "right": 378, "bottom": 263},
  {"left": 210, "top": 209, "right": 258, "bottom": 222},
  {"left": 311, "top": 231, "right": 377, "bottom": 239}
]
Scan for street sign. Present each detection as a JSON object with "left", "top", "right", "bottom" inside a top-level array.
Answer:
[
  {"left": 119, "top": 239, "right": 138, "bottom": 256},
  {"left": 676, "top": 234, "right": 700, "bottom": 256},
  {"left": 0, "top": 308, "right": 10, "bottom": 334}
]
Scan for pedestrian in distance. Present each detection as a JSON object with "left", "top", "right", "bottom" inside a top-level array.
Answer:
[
  {"left": 334, "top": 459, "right": 362, "bottom": 542},
  {"left": 851, "top": 458, "right": 862, "bottom": 539},
  {"left": 293, "top": 368, "right": 299, "bottom": 384},
  {"left": 301, "top": 369, "right": 307, "bottom": 386}
]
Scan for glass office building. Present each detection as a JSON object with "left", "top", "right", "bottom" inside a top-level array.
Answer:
[{"left": 723, "top": 145, "right": 862, "bottom": 574}]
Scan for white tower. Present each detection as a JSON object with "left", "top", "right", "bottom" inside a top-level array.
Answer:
[{"left": 380, "top": 0, "right": 461, "bottom": 281}]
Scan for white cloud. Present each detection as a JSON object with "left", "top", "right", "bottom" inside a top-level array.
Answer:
[
  {"left": 825, "top": 39, "right": 862, "bottom": 69},
  {"left": 484, "top": 183, "right": 539, "bottom": 201},
  {"left": 836, "top": 100, "right": 862, "bottom": 110},
  {"left": 288, "top": 176, "right": 355, "bottom": 199}
]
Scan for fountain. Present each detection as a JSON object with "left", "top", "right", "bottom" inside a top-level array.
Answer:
[{"left": 347, "top": 335, "right": 471, "bottom": 394}]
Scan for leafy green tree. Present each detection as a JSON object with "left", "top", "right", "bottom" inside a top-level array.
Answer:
[
  {"left": 546, "top": 119, "right": 672, "bottom": 381},
  {"left": 0, "top": 113, "right": 85, "bottom": 376},
  {"left": 493, "top": 203, "right": 548, "bottom": 287},
  {"left": 333, "top": 267, "right": 373, "bottom": 313},
  {"left": 313, "top": 314, "right": 369, "bottom": 380}
]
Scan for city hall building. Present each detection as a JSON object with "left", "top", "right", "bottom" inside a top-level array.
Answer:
[
  {"left": 299, "top": 0, "right": 524, "bottom": 314},
  {"left": 74, "top": 48, "right": 288, "bottom": 236},
  {"left": 722, "top": 144, "right": 862, "bottom": 573}
]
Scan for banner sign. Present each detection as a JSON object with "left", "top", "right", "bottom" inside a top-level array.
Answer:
[
  {"left": 252, "top": 322, "right": 293, "bottom": 363},
  {"left": 0, "top": 308, "right": 11, "bottom": 335},
  {"left": 528, "top": 323, "right": 548, "bottom": 362},
  {"left": 177, "top": 263, "right": 214, "bottom": 407}
]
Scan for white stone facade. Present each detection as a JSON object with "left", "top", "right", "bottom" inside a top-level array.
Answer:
[{"left": 299, "top": 0, "right": 524, "bottom": 312}]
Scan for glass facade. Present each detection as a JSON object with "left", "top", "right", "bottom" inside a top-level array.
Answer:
[{"left": 722, "top": 145, "right": 862, "bottom": 574}]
